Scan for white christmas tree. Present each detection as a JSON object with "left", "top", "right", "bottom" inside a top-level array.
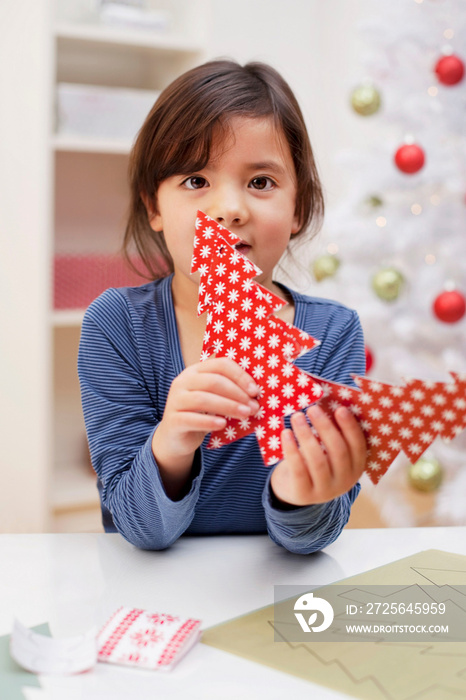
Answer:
[{"left": 304, "top": 0, "right": 466, "bottom": 526}]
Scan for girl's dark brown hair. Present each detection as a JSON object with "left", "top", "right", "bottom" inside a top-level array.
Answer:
[{"left": 124, "top": 59, "right": 324, "bottom": 279}]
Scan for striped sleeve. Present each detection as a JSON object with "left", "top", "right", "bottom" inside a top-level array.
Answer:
[
  {"left": 262, "top": 306, "right": 364, "bottom": 555},
  {"left": 78, "top": 289, "right": 202, "bottom": 550}
]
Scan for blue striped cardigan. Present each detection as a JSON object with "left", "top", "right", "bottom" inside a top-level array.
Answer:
[{"left": 78, "top": 275, "right": 365, "bottom": 553}]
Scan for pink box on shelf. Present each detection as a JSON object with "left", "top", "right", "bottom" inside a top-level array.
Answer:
[{"left": 54, "top": 254, "right": 148, "bottom": 310}]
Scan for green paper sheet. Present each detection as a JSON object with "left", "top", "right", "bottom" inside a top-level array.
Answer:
[
  {"left": 0, "top": 623, "right": 49, "bottom": 700},
  {"left": 202, "top": 550, "right": 466, "bottom": 699}
]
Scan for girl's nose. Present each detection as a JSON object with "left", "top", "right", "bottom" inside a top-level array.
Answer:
[
  {"left": 208, "top": 190, "right": 248, "bottom": 229},
  {"left": 215, "top": 214, "right": 240, "bottom": 226}
]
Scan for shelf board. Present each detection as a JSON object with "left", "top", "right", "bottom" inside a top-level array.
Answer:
[
  {"left": 54, "top": 21, "right": 203, "bottom": 55},
  {"left": 51, "top": 461, "right": 100, "bottom": 513},
  {"left": 52, "top": 133, "right": 132, "bottom": 154},
  {"left": 52, "top": 309, "right": 85, "bottom": 327}
]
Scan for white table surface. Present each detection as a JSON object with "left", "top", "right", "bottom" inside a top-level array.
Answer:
[{"left": 2, "top": 527, "right": 466, "bottom": 699}]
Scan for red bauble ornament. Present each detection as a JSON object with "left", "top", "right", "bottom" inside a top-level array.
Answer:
[
  {"left": 435, "top": 54, "right": 465, "bottom": 86},
  {"left": 394, "top": 144, "right": 425, "bottom": 174},
  {"left": 433, "top": 290, "right": 466, "bottom": 323},
  {"left": 365, "top": 346, "right": 374, "bottom": 373}
]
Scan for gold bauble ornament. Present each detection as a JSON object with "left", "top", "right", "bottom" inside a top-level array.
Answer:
[
  {"left": 407, "top": 456, "right": 443, "bottom": 492},
  {"left": 313, "top": 254, "right": 340, "bottom": 282},
  {"left": 350, "top": 84, "right": 382, "bottom": 116},
  {"left": 372, "top": 267, "right": 404, "bottom": 302}
]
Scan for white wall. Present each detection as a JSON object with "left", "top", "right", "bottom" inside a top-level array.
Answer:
[
  {"left": 205, "top": 0, "right": 380, "bottom": 210},
  {"left": 0, "top": 0, "right": 53, "bottom": 531}
]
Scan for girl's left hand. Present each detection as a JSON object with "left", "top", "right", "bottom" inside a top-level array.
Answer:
[{"left": 270, "top": 405, "right": 367, "bottom": 507}]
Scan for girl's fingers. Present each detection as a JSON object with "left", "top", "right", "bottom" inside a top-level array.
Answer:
[
  {"left": 271, "top": 429, "right": 313, "bottom": 506},
  {"left": 275, "top": 405, "right": 366, "bottom": 507},
  {"left": 334, "top": 407, "right": 367, "bottom": 476},
  {"left": 304, "top": 406, "right": 350, "bottom": 479},
  {"left": 179, "top": 390, "right": 258, "bottom": 420},
  {"left": 195, "top": 357, "right": 259, "bottom": 398},
  {"left": 186, "top": 370, "right": 259, "bottom": 409},
  {"left": 176, "top": 412, "right": 227, "bottom": 432},
  {"left": 290, "top": 411, "right": 333, "bottom": 489}
]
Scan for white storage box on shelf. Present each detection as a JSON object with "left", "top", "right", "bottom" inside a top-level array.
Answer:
[
  {"left": 98, "top": 2, "right": 172, "bottom": 32},
  {"left": 56, "top": 83, "right": 160, "bottom": 141}
]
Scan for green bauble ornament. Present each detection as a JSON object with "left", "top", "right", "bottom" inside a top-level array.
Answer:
[
  {"left": 366, "top": 194, "right": 384, "bottom": 208},
  {"left": 359, "top": 194, "right": 384, "bottom": 216},
  {"left": 313, "top": 254, "right": 340, "bottom": 282},
  {"left": 372, "top": 267, "right": 404, "bottom": 302},
  {"left": 408, "top": 456, "right": 443, "bottom": 492},
  {"left": 350, "top": 84, "right": 382, "bottom": 116}
]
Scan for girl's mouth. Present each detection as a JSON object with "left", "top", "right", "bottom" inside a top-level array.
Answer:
[{"left": 235, "top": 242, "right": 252, "bottom": 255}]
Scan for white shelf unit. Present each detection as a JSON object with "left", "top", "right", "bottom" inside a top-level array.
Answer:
[
  {"left": 55, "top": 20, "right": 203, "bottom": 53},
  {"left": 0, "top": 0, "right": 208, "bottom": 533},
  {"left": 51, "top": 3, "right": 208, "bottom": 530},
  {"left": 51, "top": 309, "right": 86, "bottom": 327},
  {"left": 51, "top": 133, "right": 132, "bottom": 154}
]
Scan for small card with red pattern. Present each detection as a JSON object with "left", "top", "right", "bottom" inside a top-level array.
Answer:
[
  {"left": 97, "top": 607, "right": 202, "bottom": 671},
  {"left": 191, "top": 211, "right": 466, "bottom": 484}
]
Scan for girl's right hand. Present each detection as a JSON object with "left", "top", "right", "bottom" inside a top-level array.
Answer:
[{"left": 151, "top": 357, "right": 260, "bottom": 498}]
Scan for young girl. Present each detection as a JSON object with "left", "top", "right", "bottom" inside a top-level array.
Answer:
[{"left": 78, "top": 59, "right": 367, "bottom": 554}]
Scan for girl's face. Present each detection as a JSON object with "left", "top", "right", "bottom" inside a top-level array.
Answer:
[{"left": 149, "top": 116, "right": 300, "bottom": 297}]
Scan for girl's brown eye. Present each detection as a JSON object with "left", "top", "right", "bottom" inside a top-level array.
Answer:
[
  {"left": 251, "top": 177, "right": 273, "bottom": 190},
  {"left": 184, "top": 176, "right": 208, "bottom": 190}
]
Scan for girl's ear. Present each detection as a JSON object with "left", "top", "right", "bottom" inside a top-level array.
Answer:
[
  {"left": 141, "top": 191, "right": 163, "bottom": 231},
  {"left": 291, "top": 212, "right": 300, "bottom": 236}
]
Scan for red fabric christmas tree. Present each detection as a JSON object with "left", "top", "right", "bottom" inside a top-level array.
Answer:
[
  {"left": 311, "top": 372, "right": 466, "bottom": 483},
  {"left": 191, "top": 211, "right": 323, "bottom": 466},
  {"left": 191, "top": 211, "right": 466, "bottom": 483}
]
